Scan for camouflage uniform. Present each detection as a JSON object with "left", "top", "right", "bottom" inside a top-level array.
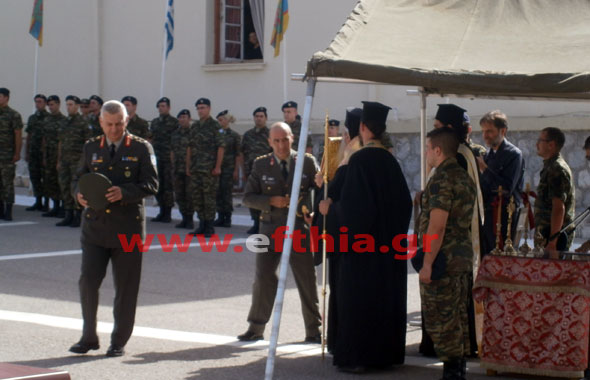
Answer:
[
  {"left": 26, "top": 109, "right": 49, "bottom": 198},
  {"left": 170, "top": 125, "right": 192, "bottom": 216},
  {"left": 534, "top": 153, "right": 575, "bottom": 249},
  {"left": 42, "top": 112, "right": 67, "bottom": 200},
  {"left": 150, "top": 114, "right": 178, "bottom": 208},
  {"left": 242, "top": 125, "right": 272, "bottom": 225},
  {"left": 217, "top": 127, "right": 241, "bottom": 214},
  {"left": 418, "top": 156, "right": 476, "bottom": 362},
  {"left": 126, "top": 114, "right": 150, "bottom": 139},
  {"left": 58, "top": 114, "right": 89, "bottom": 210},
  {"left": 86, "top": 113, "right": 103, "bottom": 138},
  {"left": 188, "top": 116, "right": 224, "bottom": 221},
  {"left": 288, "top": 119, "right": 312, "bottom": 151},
  {"left": 0, "top": 105, "right": 24, "bottom": 202}
]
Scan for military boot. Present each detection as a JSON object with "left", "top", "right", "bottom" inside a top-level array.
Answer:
[
  {"left": 192, "top": 219, "right": 206, "bottom": 235},
  {"left": 160, "top": 207, "right": 172, "bottom": 223},
  {"left": 4, "top": 203, "right": 13, "bottom": 221},
  {"left": 441, "top": 359, "right": 464, "bottom": 380},
  {"left": 56, "top": 201, "right": 65, "bottom": 218},
  {"left": 70, "top": 210, "right": 81, "bottom": 227},
  {"left": 42, "top": 199, "right": 59, "bottom": 217},
  {"left": 247, "top": 218, "right": 259, "bottom": 234},
  {"left": 184, "top": 214, "right": 194, "bottom": 229},
  {"left": 204, "top": 220, "right": 215, "bottom": 238},
  {"left": 26, "top": 196, "right": 43, "bottom": 211},
  {"left": 41, "top": 197, "right": 50, "bottom": 212},
  {"left": 152, "top": 206, "right": 165, "bottom": 222},
  {"left": 223, "top": 213, "right": 232, "bottom": 228},
  {"left": 56, "top": 210, "right": 74, "bottom": 226},
  {"left": 213, "top": 213, "right": 225, "bottom": 227},
  {"left": 0, "top": 201, "right": 5, "bottom": 219},
  {"left": 175, "top": 214, "right": 187, "bottom": 228}
]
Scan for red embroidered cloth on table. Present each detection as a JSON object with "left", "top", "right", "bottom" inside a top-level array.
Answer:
[{"left": 473, "top": 255, "right": 590, "bottom": 378}]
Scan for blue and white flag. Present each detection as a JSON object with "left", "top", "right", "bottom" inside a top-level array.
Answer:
[{"left": 165, "top": 0, "right": 174, "bottom": 59}]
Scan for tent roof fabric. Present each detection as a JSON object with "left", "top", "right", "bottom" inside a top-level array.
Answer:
[{"left": 306, "top": 0, "right": 590, "bottom": 100}]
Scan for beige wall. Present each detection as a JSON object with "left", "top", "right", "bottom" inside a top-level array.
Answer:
[{"left": 2, "top": 0, "right": 589, "bottom": 134}]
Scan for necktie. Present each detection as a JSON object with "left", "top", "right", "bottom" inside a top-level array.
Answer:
[
  {"left": 280, "top": 160, "right": 288, "bottom": 180},
  {"left": 110, "top": 143, "right": 116, "bottom": 158},
  {"left": 486, "top": 149, "right": 495, "bottom": 163}
]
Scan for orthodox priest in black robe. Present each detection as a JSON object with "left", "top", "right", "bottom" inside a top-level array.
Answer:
[{"left": 328, "top": 101, "right": 412, "bottom": 372}]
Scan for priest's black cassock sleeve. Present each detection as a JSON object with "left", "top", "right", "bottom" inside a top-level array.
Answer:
[{"left": 332, "top": 147, "right": 412, "bottom": 368}]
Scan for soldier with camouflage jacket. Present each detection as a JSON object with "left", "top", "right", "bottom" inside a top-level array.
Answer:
[
  {"left": 42, "top": 95, "right": 67, "bottom": 218},
  {"left": 534, "top": 127, "right": 575, "bottom": 251},
  {"left": 56, "top": 96, "right": 90, "bottom": 227},
  {"left": 187, "top": 98, "right": 225, "bottom": 237},
  {"left": 86, "top": 95, "right": 104, "bottom": 138},
  {"left": 122, "top": 96, "right": 150, "bottom": 139},
  {"left": 150, "top": 97, "right": 177, "bottom": 222},
  {"left": 241, "top": 106, "right": 272, "bottom": 233},
  {"left": 25, "top": 94, "right": 49, "bottom": 211},
  {"left": 170, "top": 109, "right": 194, "bottom": 229},
  {"left": 282, "top": 101, "right": 312, "bottom": 154},
  {"left": 0, "top": 88, "right": 24, "bottom": 221},
  {"left": 213, "top": 110, "right": 242, "bottom": 228},
  {"left": 419, "top": 128, "right": 476, "bottom": 380}
]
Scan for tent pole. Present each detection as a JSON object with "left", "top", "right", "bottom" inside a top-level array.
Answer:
[
  {"left": 264, "top": 78, "right": 317, "bottom": 380},
  {"left": 420, "top": 88, "right": 427, "bottom": 189}
]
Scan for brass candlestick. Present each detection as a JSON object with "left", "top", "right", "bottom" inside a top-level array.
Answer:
[
  {"left": 504, "top": 196, "right": 517, "bottom": 256},
  {"left": 520, "top": 183, "right": 532, "bottom": 256},
  {"left": 490, "top": 186, "right": 503, "bottom": 255}
]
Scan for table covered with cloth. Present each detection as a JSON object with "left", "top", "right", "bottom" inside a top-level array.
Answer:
[{"left": 473, "top": 254, "right": 590, "bottom": 378}]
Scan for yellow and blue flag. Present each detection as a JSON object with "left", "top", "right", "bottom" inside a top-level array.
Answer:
[
  {"left": 29, "top": 0, "right": 43, "bottom": 46},
  {"left": 270, "top": 0, "right": 289, "bottom": 57}
]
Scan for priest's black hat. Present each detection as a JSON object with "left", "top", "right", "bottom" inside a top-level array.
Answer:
[
  {"left": 435, "top": 104, "right": 466, "bottom": 130},
  {"left": 344, "top": 107, "right": 362, "bottom": 139},
  {"left": 361, "top": 101, "right": 391, "bottom": 137}
]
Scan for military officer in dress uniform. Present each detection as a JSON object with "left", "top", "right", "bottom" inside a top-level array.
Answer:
[
  {"left": 69, "top": 100, "right": 158, "bottom": 357},
  {"left": 0, "top": 88, "right": 23, "bottom": 221},
  {"left": 237, "top": 122, "right": 321, "bottom": 343},
  {"left": 25, "top": 94, "right": 49, "bottom": 211},
  {"left": 242, "top": 106, "right": 272, "bottom": 234},
  {"left": 122, "top": 96, "right": 150, "bottom": 139}
]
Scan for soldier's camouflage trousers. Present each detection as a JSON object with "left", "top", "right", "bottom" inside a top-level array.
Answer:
[
  {"left": 216, "top": 168, "right": 235, "bottom": 213},
  {"left": 28, "top": 144, "right": 44, "bottom": 197},
  {"left": 420, "top": 271, "right": 471, "bottom": 361},
  {"left": 58, "top": 160, "right": 80, "bottom": 210},
  {"left": 191, "top": 171, "right": 219, "bottom": 221},
  {"left": 156, "top": 159, "right": 174, "bottom": 208},
  {"left": 0, "top": 161, "right": 16, "bottom": 203},
  {"left": 174, "top": 172, "right": 193, "bottom": 215},
  {"left": 44, "top": 147, "right": 61, "bottom": 200}
]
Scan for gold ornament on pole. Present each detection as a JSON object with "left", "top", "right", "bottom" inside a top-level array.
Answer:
[
  {"left": 503, "top": 196, "right": 517, "bottom": 256},
  {"left": 320, "top": 111, "right": 329, "bottom": 359},
  {"left": 520, "top": 183, "right": 532, "bottom": 256},
  {"left": 490, "top": 186, "right": 503, "bottom": 255}
]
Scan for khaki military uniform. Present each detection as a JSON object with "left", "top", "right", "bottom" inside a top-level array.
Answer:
[
  {"left": 188, "top": 116, "right": 224, "bottom": 221},
  {"left": 217, "top": 127, "right": 241, "bottom": 214},
  {"left": 0, "top": 105, "right": 23, "bottom": 203},
  {"left": 126, "top": 114, "right": 150, "bottom": 139},
  {"left": 170, "top": 125, "right": 193, "bottom": 216},
  {"left": 534, "top": 153, "right": 575, "bottom": 249},
  {"left": 26, "top": 109, "right": 49, "bottom": 198},
  {"left": 43, "top": 112, "right": 67, "bottom": 200},
  {"left": 419, "top": 156, "right": 476, "bottom": 362},
  {"left": 72, "top": 133, "right": 158, "bottom": 347},
  {"left": 150, "top": 114, "right": 178, "bottom": 208},
  {"left": 58, "top": 114, "right": 89, "bottom": 210},
  {"left": 242, "top": 150, "right": 321, "bottom": 337}
]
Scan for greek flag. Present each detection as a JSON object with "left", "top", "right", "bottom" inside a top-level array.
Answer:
[{"left": 165, "top": 0, "right": 174, "bottom": 59}]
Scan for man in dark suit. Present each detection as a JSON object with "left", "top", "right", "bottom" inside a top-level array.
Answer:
[
  {"left": 476, "top": 110, "right": 525, "bottom": 255},
  {"left": 69, "top": 100, "right": 158, "bottom": 357},
  {"left": 237, "top": 122, "right": 321, "bottom": 343}
]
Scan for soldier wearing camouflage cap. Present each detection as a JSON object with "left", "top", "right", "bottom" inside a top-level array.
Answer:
[
  {"left": 122, "top": 96, "right": 150, "bottom": 139},
  {"left": 418, "top": 127, "right": 476, "bottom": 380},
  {"left": 55, "top": 95, "right": 90, "bottom": 227},
  {"left": 150, "top": 97, "right": 177, "bottom": 222},
  {"left": 25, "top": 94, "right": 49, "bottom": 212},
  {"left": 0, "top": 88, "right": 23, "bottom": 220},
  {"left": 241, "top": 106, "right": 272, "bottom": 234},
  {"left": 41, "top": 95, "right": 67, "bottom": 218}
]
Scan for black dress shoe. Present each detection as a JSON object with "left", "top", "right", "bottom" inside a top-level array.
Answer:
[
  {"left": 237, "top": 330, "right": 263, "bottom": 341},
  {"left": 106, "top": 344, "right": 125, "bottom": 357},
  {"left": 69, "top": 341, "right": 99, "bottom": 354},
  {"left": 304, "top": 334, "right": 321, "bottom": 344}
]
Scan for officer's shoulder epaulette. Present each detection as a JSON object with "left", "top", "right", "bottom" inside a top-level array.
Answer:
[
  {"left": 255, "top": 152, "right": 273, "bottom": 162},
  {"left": 304, "top": 152, "right": 314, "bottom": 159},
  {"left": 87, "top": 135, "right": 102, "bottom": 143}
]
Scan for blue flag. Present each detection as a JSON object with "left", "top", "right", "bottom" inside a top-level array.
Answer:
[{"left": 165, "top": 0, "right": 174, "bottom": 59}]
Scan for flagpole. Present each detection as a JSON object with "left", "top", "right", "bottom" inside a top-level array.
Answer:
[
  {"left": 159, "top": 0, "right": 169, "bottom": 98},
  {"left": 282, "top": 37, "right": 288, "bottom": 102},
  {"left": 33, "top": 42, "right": 39, "bottom": 108}
]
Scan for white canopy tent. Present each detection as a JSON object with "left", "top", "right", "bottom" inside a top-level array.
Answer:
[{"left": 264, "top": 1, "right": 590, "bottom": 378}]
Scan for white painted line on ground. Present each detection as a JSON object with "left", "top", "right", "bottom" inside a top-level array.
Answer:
[
  {"left": 0, "top": 221, "right": 37, "bottom": 227},
  {"left": 0, "top": 238, "right": 250, "bottom": 261}
]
